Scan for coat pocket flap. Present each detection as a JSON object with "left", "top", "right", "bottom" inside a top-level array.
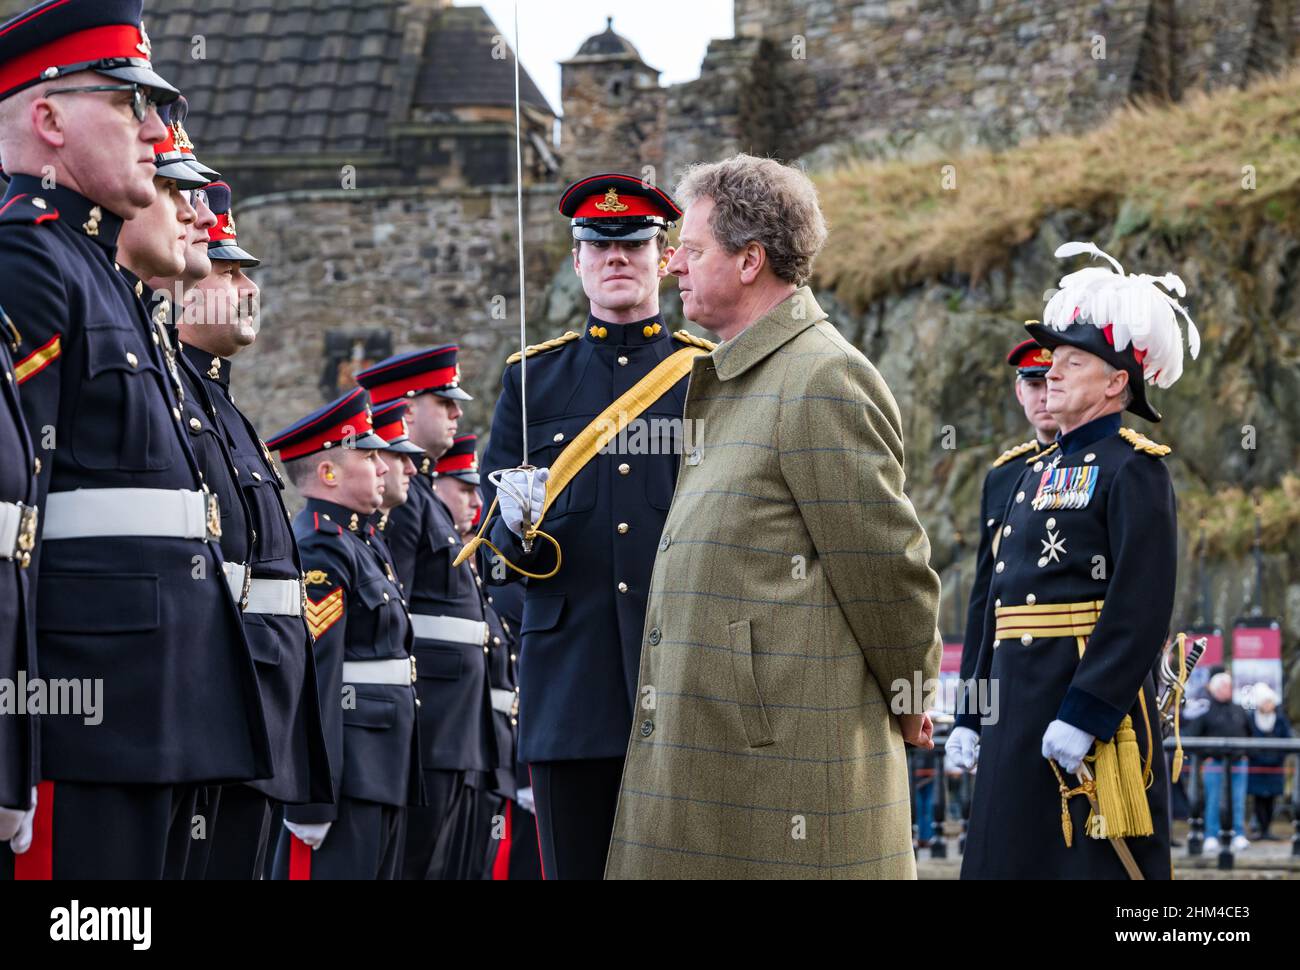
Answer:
[
  {"left": 521, "top": 593, "right": 565, "bottom": 634},
  {"left": 38, "top": 573, "right": 160, "bottom": 634},
  {"left": 342, "top": 694, "right": 397, "bottom": 729},
  {"left": 414, "top": 644, "right": 462, "bottom": 681}
]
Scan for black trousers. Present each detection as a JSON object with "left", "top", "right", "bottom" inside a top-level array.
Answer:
[
  {"left": 507, "top": 799, "right": 543, "bottom": 881},
  {"left": 529, "top": 758, "right": 624, "bottom": 880},
  {"left": 467, "top": 785, "right": 507, "bottom": 880},
  {"left": 0, "top": 781, "right": 197, "bottom": 880},
  {"left": 200, "top": 785, "right": 274, "bottom": 880},
  {"left": 401, "top": 768, "right": 471, "bottom": 879},
  {"left": 271, "top": 797, "right": 405, "bottom": 880}
]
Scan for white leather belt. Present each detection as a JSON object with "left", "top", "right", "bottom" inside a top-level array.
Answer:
[
  {"left": 343, "top": 657, "right": 417, "bottom": 686},
  {"left": 491, "top": 687, "right": 518, "bottom": 717},
  {"left": 42, "top": 488, "right": 220, "bottom": 542},
  {"left": 223, "top": 562, "right": 304, "bottom": 616},
  {"left": 0, "top": 500, "right": 38, "bottom": 566},
  {"left": 410, "top": 613, "right": 488, "bottom": 646}
]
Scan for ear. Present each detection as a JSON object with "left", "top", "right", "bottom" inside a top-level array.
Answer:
[
  {"left": 1107, "top": 367, "right": 1130, "bottom": 401},
  {"left": 658, "top": 245, "right": 675, "bottom": 279},
  {"left": 737, "top": 242, "right": 766, "bottom": 285},
  {"left": 571, "top": 246, "right": 581, "bottom": 275},
  {"left": 32, "top": 97, "right": 67, "bottom": 150},
  {"left": 319, "top": 460, "right": 338, "bottom": 486},
  {"left": 1013, "top": 378, "right": 1027, "bottom": 406}
]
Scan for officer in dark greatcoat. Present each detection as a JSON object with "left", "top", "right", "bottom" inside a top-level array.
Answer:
[
  {"left": 267, "top": 390, "right": 420, "bottom": 880},
  {"left": 477, "top": 173, "right": 714, "bottom": 879},
  {"left": 952, "top": 339, "right": 1058, "bottom": 734},
  {"left": 356, "top": 347, "right": 494, "bottom": 879},
  {"left": 954, "top": 242, "right": 1200, "bottom": 879},
  {"left": 0, "top": 0, "right": 271, "bottom": 879}
]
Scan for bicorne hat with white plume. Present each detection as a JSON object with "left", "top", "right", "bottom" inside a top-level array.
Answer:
[{"left": 1025, "top": 242, "right": 1200, "bottom": 422}]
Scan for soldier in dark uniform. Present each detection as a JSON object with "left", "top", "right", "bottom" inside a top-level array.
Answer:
[
  {"left": 435, "top": 434, "right": 519, "bottom": 879},
  {"left": 0, "top": 304, "right": 38, "bottom": 860},
  {"left": 356, "top": 348, "right": 495, "bottom": 880},
  {"left": 954, "top": 242, "right": 1199, "bottom": 879},
  {"left": 478, "top": 174, "right": 711, "bottom": 879},
  {"left": 120, "top": 169, "right": 331, "bottom": 879},
  {"left": 369, "top": 397, "right": 422, "bottom": 588},
  {"left": 952, "top": 340, "right": 1058, "bottom": 740},
  {"left": 0, "top": 0, "right": 272, "bottom": 879},
  {"left": 267, "top": 390, "right": 421, "bottom": 880}
]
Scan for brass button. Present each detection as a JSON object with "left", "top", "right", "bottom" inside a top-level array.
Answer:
[
  {"left": 617, "top": 355, "right": 628, "bottom": 366},
  {"left": 553, "top": 432, "right": 564, "bottom": 442},
  {"left": 1046, "top": 517, "right": 1057, "bottom": 530},
  {"left": 617, "top": 523, "right": 629, "bottom": 534},
  {"left": 252, "top": 472, "right": 262, "bottom": 482},
  {"left": 189, "top": 417, "right": 201, "bottom": 431},
  {"left": 1033, "top": 461, "right": 1044, "bottom": 472},
  {"left": 134, "top": 281, "right": 143, "bottom": 297},
  {"left": 994, "top": 598, "right": 1001, "bottom": 608},
  {"left": 1084, "top": 453, "right": 1096, "bottom": 463},
  {"left": 382, "top": 592, "right": 390, "bottom": 602},
  {"left": 1025, "top": 593, "right": 1037, "bottom": 605},
  {"left": 493, "top": 636, "right": 501, "bottom": 646},
  {"left": 992, "top": 640, "right": 1001, "bottom": 649},
  {"left": 986, "top": 517, "right": 995, "bottom": 528},
  {"left": 172, "top": 407, "right": 181, "bottom": 420},
  {"left": 32, "top": 198, "right": 46, "bottom": 209},
  {"left": 618, "top": 463, "right": 630, "bottom": 476},
  {"left": 1020, "top": 633, "right": 1033, "bottom": 646},
  {"left": 126, "top": 352, "right": 139, "bottom": 368},
  {"left": 415, "top": 698, "right": 422, "bottom": 708},
  {"left": 617, "top": 582, "right": 628, "bottom": 593},
  {"left": 1015, "top": 491, "right": 1025, "bottom": 504},
  {"left": 995, "top": 561, "right": 1005, "bottom": 573},
  {"left": 483, "top": 645, "right": 490, "bottom": 655},
  {"left": 1002, "top": 525, "right": 1011, "bottom": 537},
  {"left": 510, "top": 653, "right": 517, "bottom": 663}
]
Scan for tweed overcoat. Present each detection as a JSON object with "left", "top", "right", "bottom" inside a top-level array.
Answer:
[{"left": 605, "top": 287, "right": 942, "bottom": 879}]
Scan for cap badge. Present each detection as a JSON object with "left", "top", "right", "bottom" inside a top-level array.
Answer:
[
  {"left": 225, "top": 212, "right": 237, "bottom": 236},
  {"left": 137, "top": 25, "right": 153, "bottom": 59},
  {"left": 595, "top": 188, "right": 629, "bottom": 213},
  {"left": 171, "top": 121, "right": 194, "bottom": 152}
]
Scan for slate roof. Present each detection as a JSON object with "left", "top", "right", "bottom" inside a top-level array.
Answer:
[{"left": 414, "top": 5, "right": 552, "bottom": 112}]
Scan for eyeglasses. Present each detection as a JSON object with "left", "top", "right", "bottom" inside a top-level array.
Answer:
[
  {"left": 185, "top": 188, "right": 209, "bottom": 208},
  {"left": 46, "top": 83, "right": 159, "bottom": 123}
]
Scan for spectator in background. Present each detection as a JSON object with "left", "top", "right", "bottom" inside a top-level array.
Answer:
[
  {"left": 1247, "top": 684, "right": 1292, "bottom": 841},
  {"left": 1185, "top": 671, "right": 1252, "bottom": 854}
]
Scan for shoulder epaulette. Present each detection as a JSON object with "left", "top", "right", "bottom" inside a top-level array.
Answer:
[
  {"left": 992, "top": 440, "right": 1039, "bottom": 468},
  {"left": 506, "top": 331, "right": 581, "bottom": 366},
  {"left": 1027, "top": 441, "right": 1060, "bottom": 464},
  {"left": 673, "top": 329, "right": 716, "bottom": 352},
  {"left": 0, "top": 194, "right": 60, "bottom": 227},
  {"left": 1119, "top": 426, "right": 1171, "bottom": 457}
]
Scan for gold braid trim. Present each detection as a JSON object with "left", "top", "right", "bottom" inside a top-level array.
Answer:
[
  {"left": 993, "top": 439, "right": 1039, "bottom": 468},
  {"left": 672, "top": 329, "right": 717, "bottom": 352},
  {"left": 506, "top": 330, "right": 581, "bottom": 366},
  {"left": 1119, "top": 426, "right": 1171, "bottom": 456}
]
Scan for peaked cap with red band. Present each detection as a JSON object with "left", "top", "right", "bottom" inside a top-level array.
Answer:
[
  {"left": 266, "top": 387, "right": 388, "bottom": 461},
  {"left": 152, "top": 99, "right": 207, "bottom": 189},
  {"left": 1005, "top": 338, "right": 1052, "bottom": 378},
  {"left": 0, "top": 0, "right": 179, "bottom": 103},
  {"left": 370, "top": 399, "right": 424, "bottom": 455},
  {"left": 166, "top": 95, "right": 220, "bottom": 180},
  {"left": 205, "top": 181, "right": 259, "bottom": 267},
  {"left": 355, "top": 344, "right": 472, "bottom": 404},
  {"left": 436, "top": 433, "right": 480, "bottom": 486},
  {"left": 559, "top": 173, "right": 681, "bottom": 242}
]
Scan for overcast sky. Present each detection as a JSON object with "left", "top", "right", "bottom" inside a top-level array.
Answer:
[{"left": 459, "top": 0, "right": 736, "bottom": 116}]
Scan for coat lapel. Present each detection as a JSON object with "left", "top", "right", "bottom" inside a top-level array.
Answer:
[{"left": 711, "top": 286, "right": 826, "bottom": 382}]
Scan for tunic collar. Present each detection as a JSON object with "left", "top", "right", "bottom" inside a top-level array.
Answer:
[
  {"left": 181, "top": 342, "right": 232, "bottom": 389},
  {"left": 712, "top": 286, "right": 824, "bottom": 382},
  {"left": 582, "top": 312, "right": 668, "bottom": 347},
  {"left": 3, "top": 175, "right": 123, "bottom": 251},
  {"left": 1056, "top": 412, "right": 1122, "bottom": 456}
]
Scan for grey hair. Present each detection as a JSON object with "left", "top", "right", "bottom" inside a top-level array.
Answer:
[{"left": 675, "top": 154, "right": 828, "bottom": 286}]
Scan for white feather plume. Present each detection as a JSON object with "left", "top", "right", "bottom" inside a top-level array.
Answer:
[{"left": 1042, "top": 242, "right": 1200, "bottom": 388}]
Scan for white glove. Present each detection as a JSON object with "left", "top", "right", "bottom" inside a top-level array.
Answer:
[
  {"left": 1041, "top": 719, "right": 1095, "bottom": 773},
  {"left": 516, "top": 786, "right": 535, "bottom": 815},
  {"left": 284, "top": 819, "right": 332, "bottom": 850},
  {"left": 497, "top": 467, "right": 549, "bottom": 537},
  {"left": 946, "top": 727, "right": 980, "bottom": 771},
  {"left": 2, "top": 787, "right": 37, "bottom": 853}
]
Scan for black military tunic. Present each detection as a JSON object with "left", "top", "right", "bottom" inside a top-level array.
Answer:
[
  {"left": 0, "top": 309, "right": 37, "bottom": 815},
  {"left": 154, "top": 325, "right": 331, "bottom": 878},
  {"left": 957, "top": 439, "right": 1049, "bottom": 688},
  {"left": 386, "top": 468, "right": 495, "bottom": 879},
  {"left": 0, "top": 178, "right": 270, "bottom": 879},
  {"left": 273, "top": 500, "right": 420, "bottom": 880},
  {"left": 958, "top": 412, "right": 1174, "bottom": 879}
]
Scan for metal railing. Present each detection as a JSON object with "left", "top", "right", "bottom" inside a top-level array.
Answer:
[{"left": 909, "top": 732, "right": 1300, "bottom": 869}]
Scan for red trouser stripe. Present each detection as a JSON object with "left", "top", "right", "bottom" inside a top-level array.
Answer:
[
  {"left": 14, "top": 780, "right": 54, "bottom": 880},
  {"left": 528, "top": 764, "right": 546, "bottom": 881},
  {"left": 288, "top": 834, "right": 312, "bottom": 881},
  {"left": 492, "top": 801, "right": 512, "bottom": 880}
]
